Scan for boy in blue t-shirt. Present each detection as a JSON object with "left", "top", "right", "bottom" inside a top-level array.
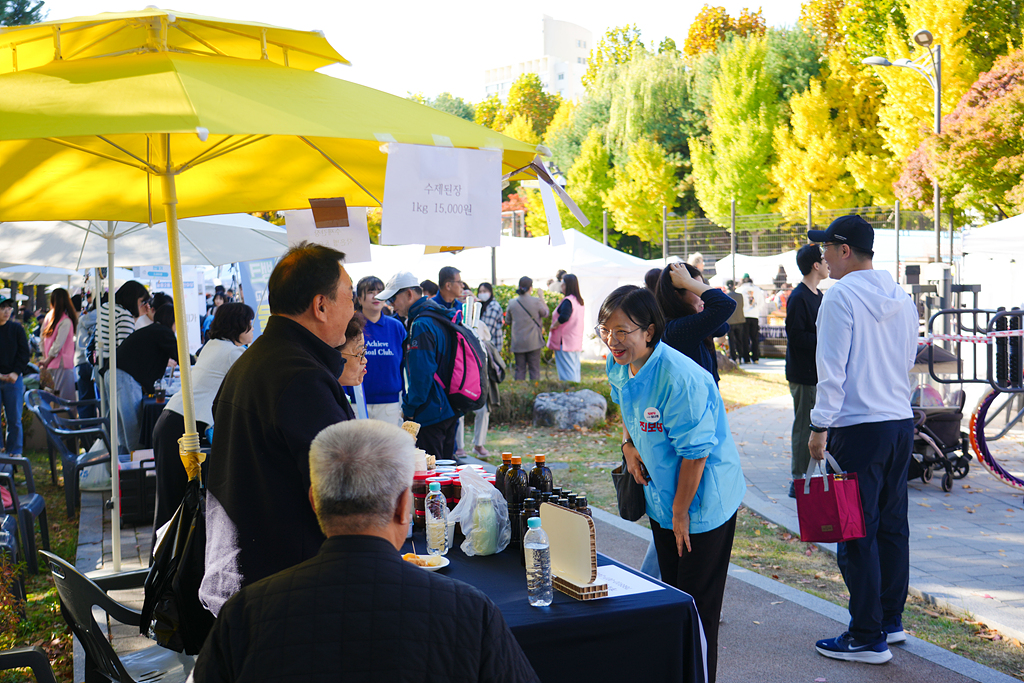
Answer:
[{"left": 356, "top": 276, "right": 406, "bottom": 425}]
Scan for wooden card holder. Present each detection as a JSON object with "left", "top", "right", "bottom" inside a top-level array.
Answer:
[{"left": 539, "top": 502, "right": 608, "bottom": 600}]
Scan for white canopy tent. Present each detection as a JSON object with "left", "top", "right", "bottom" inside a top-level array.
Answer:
[
  {"left": 0, "top": 263, "right": 83, "bottom": 287},
  {"left": 961, "top": 214, "right": 1024, "bottom": 310},
  {"left": 345, "top": 229, "right": 652, "bottom": 358}
]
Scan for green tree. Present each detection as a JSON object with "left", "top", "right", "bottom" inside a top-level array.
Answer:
[
  {"left": 430, "top": 92, "right": 475, "bottom": 121},
  {"left": 582, "top": 25, "right": 647, "bottom": 91},
  {"left": 604, "top": 138, "right": 680, "bottom": 242},
  {"left": 501, "top": 73, "right": 563, "bottom": 136},
  {"left": 838, "top": 0, "right": 908, "bottom": 63},
  {"left": 565, "top": 128, "right": 616, "bottom": 242},
  {"left": 501, "top": 114, "right": 541, "bottom": 146},
  {"left": 800, "top": 0, "right": 846, "bottom": 54},
  {"left": 659, "top": 37, "right": 680, "bottom": 55},
  {"left": 0, "top": 0, "right": 45, "bottom": 25},
  {"left": 690, "top": 34, "right": 781, "bottom": 221},
  {"left": 475, "top": 94, "right": 502, "bottom": 130},
  {"left": 771, "top": 47, "right": 888, "bottom": 218},
  {"left": 604, "top": 50, "right": 703, "bottom": 214},
  {"left": 543, "top": 100, "right": 578, "bottom": 171},
  {"left": 896, "top": 48, "right": 1024, "bottom": 220},
  {"left": 963, "top": 0, "right": 1023, "bottom": 67},
  {"left": 544, "top": 87, "right": 612, "bottom": 173},
  {"left": 684, "top": 5, "right": 767, "bottom": 57}
]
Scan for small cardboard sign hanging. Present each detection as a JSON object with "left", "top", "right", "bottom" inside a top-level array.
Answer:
[
  {"left": 283, "top": 203, "right": 372, "bottom": 264},
  {"left": 309, "top": 197, "right": 350, "bottom": 227},
  {"left": 381, "top": 143, "right": 501, "bottom": 248}
]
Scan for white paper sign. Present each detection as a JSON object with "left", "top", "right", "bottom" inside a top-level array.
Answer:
[
  {"left": 181, "top": 266, "right": 202, "bottom": 354},
  {"left": 539, "top": 180, "right": 566, "bottom": 247},
  {"left": 283, "top": 207, "right": 373, "bottom": 264},
  {"left": 380, "top": 143, "right": 501, "bottom": 248},
  {"left": 595, "top": 565, "right": 665, "bottom": 599}
]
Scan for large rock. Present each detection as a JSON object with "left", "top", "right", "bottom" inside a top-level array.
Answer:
[{"left": 532, "top": 389, "right": 607, "bottom": 430}]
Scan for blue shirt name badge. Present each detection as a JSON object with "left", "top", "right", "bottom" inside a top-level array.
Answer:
[{"left": 640, "top": 406, "right": 663, "bottom": 433}]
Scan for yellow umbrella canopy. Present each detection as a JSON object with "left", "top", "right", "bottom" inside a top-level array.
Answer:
[
  {"left": 0, "top": 12, "right": 539, "bottom": 569},
  {"left": 0, "top": 7, "right": 347, "bottom": 72},
  {"left": 0, "top": 51, "right": 538, "bottom": 222}
]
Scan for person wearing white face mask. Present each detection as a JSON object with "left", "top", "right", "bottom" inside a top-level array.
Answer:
[{"left": 471, "top": 282, "right": 504, "bottom": 456}]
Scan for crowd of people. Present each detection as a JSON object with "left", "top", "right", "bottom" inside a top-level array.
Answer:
[{"left": 0, "top": 213, "right": 921, "bottom": 680}]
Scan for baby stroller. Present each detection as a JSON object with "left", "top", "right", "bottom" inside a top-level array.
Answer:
[{"left": 909, "top": 388, "right": 972, "bottom": 492}]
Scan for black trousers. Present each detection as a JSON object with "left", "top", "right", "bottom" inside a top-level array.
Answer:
[
  {"left": 727, "top": 325, "right": 747, "bottom": 362},
  {"left": 152, "top": 409, "right": 208, "bottom": 536},
  {"left": 828, "top": 418, "right": 913, "bottom": 642},
  {"left": 76, "top": 362, "right": 97, "bottom": 420},
  {"left": 651, "top": 512, "right": 737, "bottom": 683},
  {"left": 744, "top": 318, "right": 760, "bottom": 362},
  {"left": 416, "top": 415, "right": 459, "bottom": 460}
]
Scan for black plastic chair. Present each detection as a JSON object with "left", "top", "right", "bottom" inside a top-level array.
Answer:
[
  {"left": 25, "top": 389, "right": 111, "bottom": 517},
  {"left": 24, "top": 389, "right": 101, "bottom": 485},
  {"left": 0, "top": 513, "right": 26, "bottom": 608},
  {"left": 0, "top": 646, "right": 58, "bottom": 683},
  {"left": 0, "top": 456, "right": 49, "bottom": 574},
  {"left": 39, "top": 550, "right": 194, "bottom": 683}
]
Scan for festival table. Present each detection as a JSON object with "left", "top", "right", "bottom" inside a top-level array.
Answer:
[{"left": 401, "top": 534, "right": 706, "bottom": 683}]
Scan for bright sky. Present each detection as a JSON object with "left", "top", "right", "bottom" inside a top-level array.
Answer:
[{"left": 41, "top": 0, "right": 802, "bottom": 102}]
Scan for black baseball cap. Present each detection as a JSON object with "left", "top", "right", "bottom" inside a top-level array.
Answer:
[{"left": 808, "top": 215, "right": 874, "bottom": 252}]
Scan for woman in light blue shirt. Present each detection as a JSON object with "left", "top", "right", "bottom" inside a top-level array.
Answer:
[{"left": 601, "top": 285, "right": 744, "bottom": 683}]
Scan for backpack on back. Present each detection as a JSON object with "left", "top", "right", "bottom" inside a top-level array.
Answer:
[{"left": 419, "top": 309, "right": 487, "bottom": 413}]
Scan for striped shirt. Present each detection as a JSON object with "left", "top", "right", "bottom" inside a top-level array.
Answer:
[{"left": 96, "top": 303, "right": 136, "bottom": 362}]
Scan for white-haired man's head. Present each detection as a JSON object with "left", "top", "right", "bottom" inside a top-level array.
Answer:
[
  {"left": 309, "top": 420, "right": 416, "bottom": 537},
  {"left": 687, "top": 252, "right": 705, "bottom": 271}
]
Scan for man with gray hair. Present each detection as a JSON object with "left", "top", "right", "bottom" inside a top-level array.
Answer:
[{"left": 191, "top": 420, "right": 539, "bottom": 683}]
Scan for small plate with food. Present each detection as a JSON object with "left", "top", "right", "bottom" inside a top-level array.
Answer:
[{"left": 402, "top": 553, "right": 450, "bottom": 571}]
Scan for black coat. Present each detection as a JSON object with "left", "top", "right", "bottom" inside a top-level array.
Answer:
[
  {"left": 0, "top": 319, "right": 29, "bottom": 376},
  {"left": 201, "top": 316, "right": 353, "bottom": 615},
  {"left": 193, "top": 535, "right": 540, "bottom": 683},
  {"left": 785, "top": 282, "right": 823, "bottom": 385}
]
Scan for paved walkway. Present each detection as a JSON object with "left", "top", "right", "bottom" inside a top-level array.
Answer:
[{"left": 730, "top": 392, "right": 1024, "bottom": 641}]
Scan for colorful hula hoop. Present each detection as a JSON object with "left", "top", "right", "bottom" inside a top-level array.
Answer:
[{"left": 969, "top": 390, "right": 1024, "bottom": 491}]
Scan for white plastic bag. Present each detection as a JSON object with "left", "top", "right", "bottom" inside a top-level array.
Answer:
[{"left": 451, "top": 468, "right": 510, "bottom": 556}]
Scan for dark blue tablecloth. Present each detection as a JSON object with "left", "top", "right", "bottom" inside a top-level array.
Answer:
[{"left": 402, "top": 535, "right": 705, "bottom": 683}]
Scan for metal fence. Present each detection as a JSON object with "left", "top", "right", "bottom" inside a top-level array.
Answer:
[{"left": 665, "top": 205, "right": 947, "bottom": 279}]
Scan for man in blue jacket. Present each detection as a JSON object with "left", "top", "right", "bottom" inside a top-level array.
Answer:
[{"left": 378, "top": 271, "right": 460, "bottom": 459}]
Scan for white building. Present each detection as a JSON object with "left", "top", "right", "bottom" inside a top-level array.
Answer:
[{"left": 483, "top": 15, "right": 592, "bottom": 102}]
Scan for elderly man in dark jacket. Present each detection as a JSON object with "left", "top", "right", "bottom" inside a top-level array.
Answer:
[
  {"left": 192, "top": 420, "right": 540, "bottom": 683},
  {"left": 200, "top": 242, "right": 355, "bottom": 617}
]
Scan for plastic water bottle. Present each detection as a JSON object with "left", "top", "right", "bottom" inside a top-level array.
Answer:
[
  {"left": 425, "top": 481, "right": 448, "bottom": 556},
  {"left": 523, "top": 517, "right": 552, "bottom": 606}
]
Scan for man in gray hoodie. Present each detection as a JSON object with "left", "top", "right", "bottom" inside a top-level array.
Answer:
[{"left": 806, "top": 215, "right": 919, "bottom": 665}]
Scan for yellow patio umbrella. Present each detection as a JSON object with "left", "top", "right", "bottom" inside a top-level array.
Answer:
[
  {"left": 0, "top": 8, "right": 347, "bottom": 72},
  {"left": 0, "top": 11, "right": 540, "bottom": 570}
]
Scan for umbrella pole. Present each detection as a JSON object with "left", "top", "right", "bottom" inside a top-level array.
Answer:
[
  {"left": 107, "top": 228, "right": 122, "bottom": 572},
  {"left": 158, "top": 135, "right": 202, "bottom": 482}
]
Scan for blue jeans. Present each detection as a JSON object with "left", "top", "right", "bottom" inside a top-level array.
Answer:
[
  {"left": 0, "top": 375, "right": 24, "bottom": 454},
  {"left": 114, "top": 369, "right": 144, "bottom": 460},
  {"left": 76, "top": 362, "right": 97, "bottom": 420},
  {"left": 554, "top": 348, "right": 581, "bottom": 382},
  {"left": 828, "top": 418, "right": 913, "bottom": 642}
]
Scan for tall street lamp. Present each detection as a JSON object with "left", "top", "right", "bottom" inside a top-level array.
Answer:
[{"left": 864, "top": 28, "right": 942, "bottom": 263}]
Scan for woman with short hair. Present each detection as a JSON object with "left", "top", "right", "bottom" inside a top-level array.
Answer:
[{"left": 599, "top": 285, "right": 743, "bottom": 683}]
